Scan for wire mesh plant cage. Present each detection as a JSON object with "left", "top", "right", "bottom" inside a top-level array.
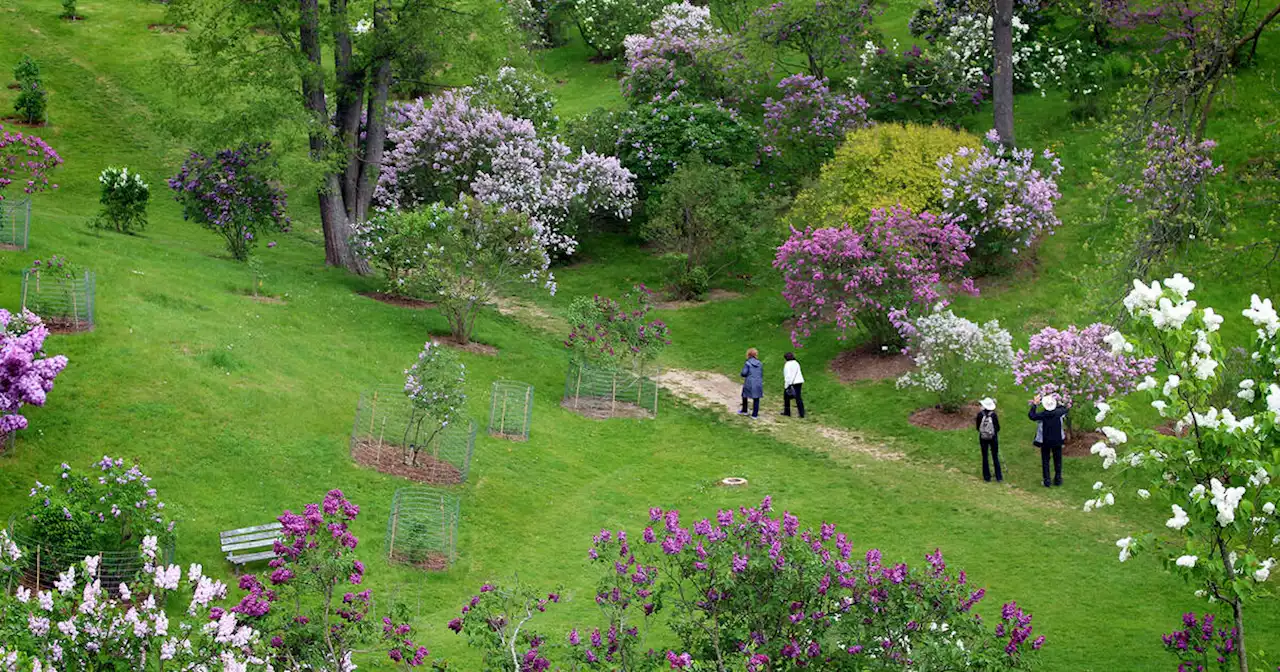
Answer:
[
  {"left": 350, "top": 386, "right": 477, "bottom": 485},
  {"left": 21, "top": 268, "right": 95, "bottom": 332},
  {"left": 488, "top": 380, "right": 533, "bottom": 441},
  {"left": 0, "top": 430, "right": 13, "bottom": 457},
  {"left": 5, "top": 522, "right": 174, "bottom": 595},
  {"left": 0, "top": 198, "right": 31, "bottom": 251},
  {"left": 562, "top": 358, "right": 659, "bottom": 419},
  {"left": 385, "top": 487, "right": 459, "bottom": 571}
]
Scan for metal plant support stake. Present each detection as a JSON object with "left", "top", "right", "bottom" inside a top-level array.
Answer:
[
  {"left": 384, "top": 487, "right": 460, "bottom": 571},
  {"left": 0, "top": 199, "right": 31, "bottom": 251},
  {"left": 488, "top": 380, "right": 534, "bottom": 441},
  {"left": 561, "top": 359, "right": 658, "bottom": 419},
  {"left": 350, "top": 386, "right": 476, "bottom": 484}
]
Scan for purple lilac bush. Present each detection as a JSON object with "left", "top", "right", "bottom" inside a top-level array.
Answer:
[
  {"left": 761, "top": 74, "right": 869, "bottom": 184},
  {"left": 168, "top": 143, "right": 289, "bottom": 261},
  {"left": 444, "top": 496, "right": 1045, "bottom": 670},
  {"left": 621, "top": 1, "right": 757, "bottom": 107},
  {"left": 565, "top": 284, "right": 671, "bottom": 369},
  {"left": 1012, "top": 323, "right": 1156, "bottom": 414},
  {"left": 939, "top": 129, "right": 1064, "bottom": 274},
  {"left": 376, "top": 91, "right": 634, "bottom": 257},
  {"left": 774, "top": 206, "right": 977, "bottom": 349},
  {"left": 0, "top": 309, "right": 67, "bottom": 435},
  {"left": 0, "top": 122, "right": 61, "bottom": 198},
  {"left": 1120, "top": 121, "right": 1223, "bottom": 217}
]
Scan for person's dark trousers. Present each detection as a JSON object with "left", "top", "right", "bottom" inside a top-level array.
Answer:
[
  {"left": 783, "top": 384, "right": 805, "bottom": 418},
  {"left": 740, "top": 397, "right": 760, "bottom": 417},
  {"left": 980, "top": 438, "right": 1002, "bottom": 482},
  {"left": 1040, "top": 444, "right": 1063, "bottom": 486}
]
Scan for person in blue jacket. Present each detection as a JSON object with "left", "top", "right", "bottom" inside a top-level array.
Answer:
[
  {"left": 739, "top": 348, "right": 763, "bottom": 418},
  {"left": 1029, "top": 394, "right": 1069, "bottom": 487}
]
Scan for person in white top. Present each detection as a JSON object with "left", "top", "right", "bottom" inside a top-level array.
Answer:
[{"left": 781, "top": 352, "right": 805, "bottom": 418}]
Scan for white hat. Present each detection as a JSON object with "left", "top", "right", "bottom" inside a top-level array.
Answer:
[
  {"left": 980, "top": 398, "right": 996, "bottom": 411},
  {"left": 1042, "top": 395, "right": 1058, "bottom": 411}
]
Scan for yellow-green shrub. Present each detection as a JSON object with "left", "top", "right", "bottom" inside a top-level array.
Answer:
[{"left": 787, "top": 123, "right": 980, "bottom": 229}]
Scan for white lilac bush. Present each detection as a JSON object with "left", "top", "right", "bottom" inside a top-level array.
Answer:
[
  {"left": 1083, "top": 273, "right": 1277, "bottom": 672},
  {"left": 933, "top": 14, "right": 1096, "bottom": 96},
  {"left": 465, "top": 66, "right": 558, "bottom": 132},
  {"left": 92, "top": 166, "right": 150, "bottom": 233},
  {"left": 571, "top": 0, "right": 668, "bottom": 60},
  {"left": 402, "top": 340, "right": 467, "bottom": 464},
  {"left": 897, "top": 309, "right": 1014, "bottom": 412}
]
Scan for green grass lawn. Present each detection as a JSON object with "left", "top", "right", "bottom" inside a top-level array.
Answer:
[{"left": 2, "top": 0, "right": 1279, "bottom": 669}]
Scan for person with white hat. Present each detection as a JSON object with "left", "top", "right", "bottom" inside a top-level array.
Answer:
[
  {"left": 1028, "top": 393, "right": 1069, "bottom": 487},
  {"left": 975, "top": 397, "right": 1002, "bottom": 482}
]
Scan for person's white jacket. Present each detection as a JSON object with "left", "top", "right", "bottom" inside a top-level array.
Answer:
[{"left": 783, "top": 360, "right": 804, "bottom": 388}]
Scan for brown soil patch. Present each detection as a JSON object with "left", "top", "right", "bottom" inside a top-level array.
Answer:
[
  {"left": 653, "top": 289, "right": 744, "bottom": 310},
  {"left": 147, "top": 23, "right": 187, "bottom": 32},
  {"left": 435, "top": 335, "right": 498, "bottom": 356},
  {"left": 360, "top": 291, "right": 435, "bottom": 310},
  {"left": 246, "top": 294, "right": 286, "bottom": 305},
  {"left": 974, "top": 245, "right": 1041, "bottom": 292},
  {"left": 1155, "top": 421, "right": 1191, "bottom": 438},
  {"left": 42, "top": 317, "right": 92, "bottom": 334},
  {"left": 489, "top": 430, "right": 528, "bottom": 442},
  {"left": 1062, "top": 430, "right": 1104, "bottom": 458},
  {"left": 909, "top": 404, "right": 980, "bottom": 431},
  {"left": 0, "top": 243, "right": 23, "bottom": 251},
  {"left": 560, "top": 397, "right": 654, "bottom": 420},
  {"left": 388, "top": 550, "right": 449, "bottom": 571},
  {"left": 0, "top": 116, "right": 48, "bottom": 128},
  {"left": 5, "top": 83, "right": 18, "bottom": 90},
  {"left": 351, "top": 438, "right": 464, "bottom": 484},
  {"left": 829, "top": 346, "right": 914, "bottom": 383}
]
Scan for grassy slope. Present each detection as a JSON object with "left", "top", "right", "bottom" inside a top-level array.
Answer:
[{"left": 0, "top": 0, "right": 1278, "bottom": 669}]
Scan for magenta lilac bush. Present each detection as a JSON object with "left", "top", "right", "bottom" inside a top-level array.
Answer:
[
  {"left": 761, "top": 74, "right": 869, "bottom": 184},
  {"left": 0, "top": 122, "right": 62, "bottom": 198},
  {"left": 1160, "top": 612, "right": 1241, "bottom": 671},
  {"left": 774, "top": 206, "right": 977, "bottom": 349},
  {"left": 565, "top": 284, "right": 671, "bottom": 369},
  {"left": 1012, "top": 323, "right": 1156, "bottom": 410},
  {"left": 168, "top": 143, "right": 290, "bottom": 261},
  {"left": 376, "top": 91, "right": 635, "bottom": 256},
  {"left": 0, "top": 309, "right": 68, "bottom": 435},
  {"left": 939, "top": 129, "right": 1064, "bottom": 274}
]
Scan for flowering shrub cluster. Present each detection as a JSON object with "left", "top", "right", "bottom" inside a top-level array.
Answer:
[
  {"left": 761, "top": 74, "right": 869, "bottom": 185},
  {"left": 0, "top": 535, "right": 263, "bottom": 670},
  {"left": 907, "top": 0, "right": 1045, "bottom": 43},
  {"left": 402, "top": 340, "right": 467, "bottom": 462},
  {"left": 932, "top": 13, "right": 1086, "bottom": 96},
  {"left": 168, "top": 143, "right": 289, "bottom": 261},
  {"left": 897, "top": 309, "right": 1015, "bottom": 412},
  {"left": 565, "top": 285, "right": 670, "bottom": 371},
  {"left": 1160, "top": 612, "right": 1242, "bottom": 671},
  {"left": 848, "top": 40, "right": 984, "bottom": 124},
  {"left": 0, "top": 122, "right": 62, "bottom": 198},
  {"left": 92, "top": 166, "right": 150, "bottom": 233},
  {"left": 448, "top": 497, "right": 1045, "bottom": 670},
  {"left": 614, "top": 102, "right": 759, "bottom": 194},
  {"left": 774, "top": 206, "right": 977, "bottom": 349},
  {"left": 377, "top": 91, "right": 635, "bottom": 256},
  {"left": 621, "top": 1, "right": 756, "bottom": 107},
  {"left": 571, "top": 0, "right": 668, "bottom": 59},
  {"left": 466, "top": 66, "right": 559, "bottom": 132},
  {"left": 1012, "top": 323, "right": 1156, "bottom": 417},
  {"left": 1083, "top": 274, "right": 1278, "bottom": 671},
  {"left": 0, "top": 309, "right": 67, "bottom": 436},
  {"left": 749, "top": 0, "right": 879, "bottom": 80},
  {"left": 939, "top": 130, "right": 1063, "bottom": 274},
  {"left": 18, "top": 457, "right": 176, "bottom": 558},
  {"left": 502, "top": 0, "right": 561, "bottom": 48}
]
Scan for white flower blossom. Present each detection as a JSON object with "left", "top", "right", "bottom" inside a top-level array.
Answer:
[
  {"left": 1175, "top": 555, "right": 1198, "bottom": 568},
  {"left": 1164, "top": 273, "right": 1195, "bottom": 298},
  {"left": 1167, "top": 504, "right": 1190, "bottom": 530},
  {"left": 1116, "top": 536, "right": 1134, "bottom": 562},
  {"left": 1209, "top": 478, "right": 1246, "bottom": 526},
  {"left": 1137, "top": 489, "right": 1151, "bottom": 499},
  {"left": 1095, "top": 402, "right": 1111, "bottom": 423},
  {"left": 1137, "top": 375, "right": 1158, "bottom": 392},
  {"left": 1202, "top": 307, "right": 1223, "bottom": 332},
  {"left": 1163, "top": 375, "right": 1181, "bottom": 397}
]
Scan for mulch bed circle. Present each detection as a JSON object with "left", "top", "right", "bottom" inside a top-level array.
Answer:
[
  {"left": 434, "top": 335, "right": 498, "bottom": 357},
  {"left": 147, "top": 23, "right": 187, "bottom": 32},
  {"left": 42, "top": 317, "right": 92, "bottom": 334},
  {"left": 1062, "top": 430, "right": 1104, "bottom": 458},
  {"left": 359, "top": 291, "right": 435, "bottom": 310},
  {"left": 829, "top": 346, "right": 914, "bottom": 384},
  {"left": 560, "top": 398, "right": 653, "bottom": 420},
  {"left": 351, "top": 437, "right": 463, "bottom": 485},
  {"left": 388, "top": 550, "right": 449, "bottom": 572},
  {"left": 0, "top": 243, "right": 23, "bottom": 252},
  {"left": 908, "top": 403, "right": 980, "bottom": 431}
]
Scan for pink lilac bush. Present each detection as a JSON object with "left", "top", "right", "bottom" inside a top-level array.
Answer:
[
  {"left": 1119, "top": 122, "right": 1222, "bottom": 216},
  {"left": 565, "top": 284, "right": 671, "bottom": 370},
  {"left": 376, "top": 91, "right": 635, "bottom": 257},
  {"left": 1012, "top": 323, "right": 1156, "bottom": 410},
  {"left": 621, "top": 1, "right": 756, "bottom": 107},
  {"left": 0, "top": 309, "right": 68, "bottom": 434},
  {"left": 774, "top": 206, "right": 977, "bottom": 349},
  {"left": 939, "top": 129, "right": 1063, "bottom": 274},
  {"left": 0, "top": 123, "right": 61, "bottom": 198},
  {"left": 762, "top": 74, "right": 869, "bottom": 182}
]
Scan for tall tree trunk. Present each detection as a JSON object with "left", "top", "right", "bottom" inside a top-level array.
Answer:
[
  {"left": 355, "top": 56, "right": 392, "bottom": 226},
  {"left": 992, "top": 0, "right": 1016, "bottom": 146}
]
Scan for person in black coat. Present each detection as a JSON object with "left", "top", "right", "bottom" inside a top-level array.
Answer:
[
  {"left": 1028, "top": 394, "right": 1069, "bottom": 487},
  {"left": 975, "top": 397, "right": 1002, "bottom": 482}
]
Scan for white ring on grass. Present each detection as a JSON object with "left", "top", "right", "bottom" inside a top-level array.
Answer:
[{"left": 721, "top": 477, "right": 748, "bottom": 487}]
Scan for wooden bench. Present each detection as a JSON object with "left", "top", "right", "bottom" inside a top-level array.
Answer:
[{"left": 220, "top": 522, "right": 283, "bottom": 567}]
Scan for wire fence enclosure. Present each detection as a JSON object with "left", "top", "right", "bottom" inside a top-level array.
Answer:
[
  {"left": 5, "top": 523, "right": 174, "bottom": 595},
  {"left": 488, "top": 380, "right": 533, "bottom": 441},
  {"left": 0, "top": 199, "right": 31, "bottom": 251},
  {"left": 562, "top": 359, "right": 659, "bottom": 420},
  {"left": 0, "top": 430, "right": 13, "bottom": 457},
  {"left": 21, "top": 269, "right": 95, "bottom": 332},
  {"left": 350, "top": 386, "right": 477, "bottom": 485},
  {"left": 385, "top": 487, "right": 459, "bottom": 571}
]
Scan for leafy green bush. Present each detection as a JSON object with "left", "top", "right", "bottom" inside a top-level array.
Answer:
[
  {"left": 570, "top": 0, "right": 667, "bottom": 59},
  {"left": 12, "top": 56, "right": 39, "bottom": 85},
  {"left": 788, "top": 123, "right": 979, "bottom": 228},
  {"left": 643, "top": 156, "right": 768, "bottom": 299},
  {"left": 467, "top": 66, "right": 558, "bottom": 131},
  {"left": 60, "top": 0, "right": 77, "bottom": 20},
  {"left": 13, "top": 83, "right": 47, "bottom": 125},
  {"left": 616, "top": 102, "right": 760, "bottom": 196}
]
